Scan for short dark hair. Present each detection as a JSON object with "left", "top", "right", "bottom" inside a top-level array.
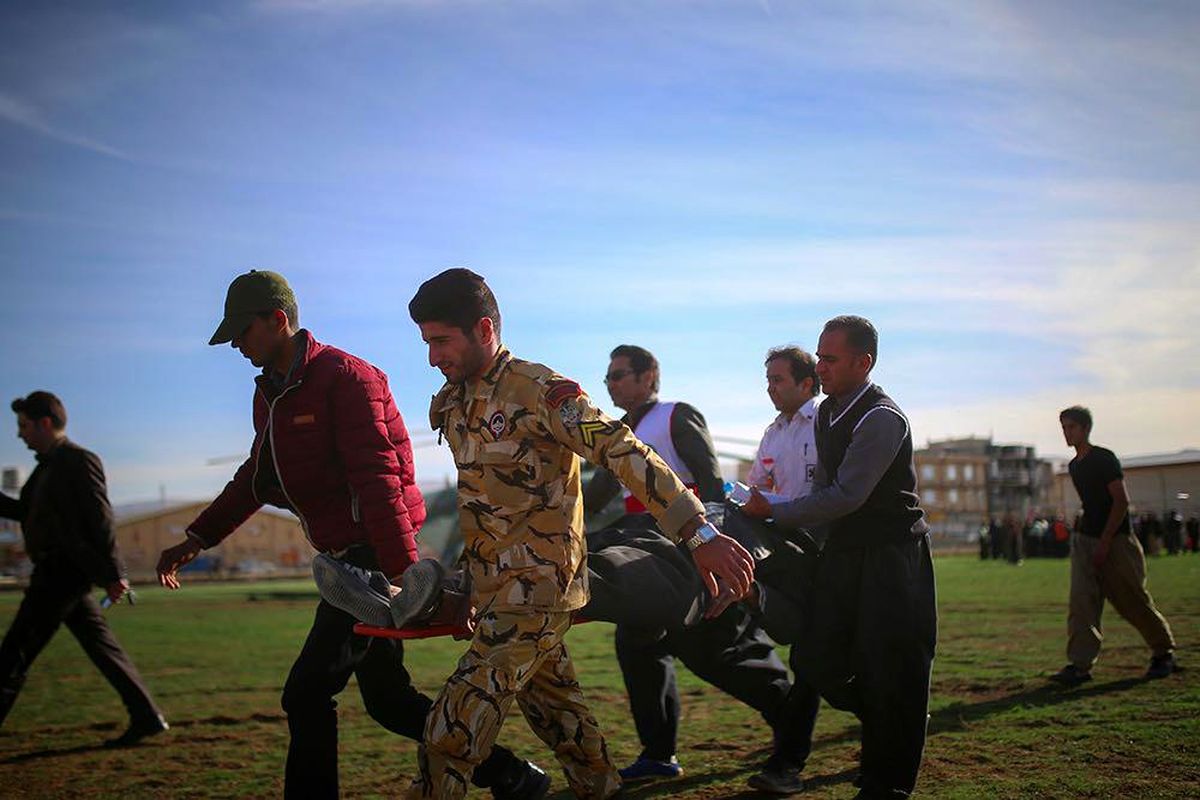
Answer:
[
  {"left": 12, "top": 391, "right": 67, "bottom": 430},
  {"left": 823, "top": 315, "right": 878, "bottom": 364},
  {"left": 765, "top": 346, "right": 821, "bottom": 395},
  {"left": 610, "top": 344, "right": 660, "bottom": 393},
  {"left": 257, "top": 304, "right": 299, "bottom": 329},
  {"left": 408, "top": 268, "right": 501, "bottom": 337},
  {"left": 1060, "top": 405, "right": 1093, "bottom": 431}
]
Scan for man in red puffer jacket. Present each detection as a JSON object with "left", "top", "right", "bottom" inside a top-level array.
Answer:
[{"left": 156, "top": 270, "right": 547, "bottom": 800}]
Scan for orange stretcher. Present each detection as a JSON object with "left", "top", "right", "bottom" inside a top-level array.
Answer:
[{"left": 354, "top": 615, "right": 592, "bottom": 640}]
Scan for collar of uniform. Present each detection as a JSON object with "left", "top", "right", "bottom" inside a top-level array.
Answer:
[
  {"left": 771, "top": 396, "right": 818, "bottom": 429},
  {"left": 468, "top": 346, "right": 513, "bottom": 402}
]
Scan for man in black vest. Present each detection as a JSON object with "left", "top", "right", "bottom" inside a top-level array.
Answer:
[
  {"left": 743, "top": 315, "right": 937, "bottom": 799},
  {"left": 0, "top": 391, "right": 167, "bottom": 745}
]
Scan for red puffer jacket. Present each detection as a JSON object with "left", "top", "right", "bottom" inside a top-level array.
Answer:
[{"left": 188, "top": 331, "right": 426, "bottom": 577}]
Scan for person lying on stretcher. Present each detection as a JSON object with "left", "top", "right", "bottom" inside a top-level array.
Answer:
[{"left": 314, "top": 501, "right": 818, "bottom": 644}]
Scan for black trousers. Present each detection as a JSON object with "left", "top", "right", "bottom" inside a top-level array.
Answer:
[
  {"left": 0, "top": 559, "right": 161, "bottom": 726},
  {"left": 799, "top": 533, "right": 937, "bottom": 798},
  {"left": 592, "top": 514, "right": 794, "bottom": 765},
  {"left": 742, "top": 518, "right": 822, "bottom": 773},
  {"left": 615, "top": 603, "right": 792, "bottom": 762},
  {"left": 281, "top": 598, "right": 526, "bottom": 798}
]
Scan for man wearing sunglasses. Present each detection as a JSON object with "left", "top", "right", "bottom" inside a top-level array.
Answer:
[
  {"left": 583, "top": 345, "right": 794, "bottom": 784},
  {"left": 154, "top": 270, "right": 546, "bottom": 800}
]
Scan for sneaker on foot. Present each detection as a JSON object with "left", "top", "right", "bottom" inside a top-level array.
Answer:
[
  {"left": 492, "top": 760, "right": 550, "bottom": 800},
  {"left": 1146, "top": 653, "right": 1180, "bottom": 679},
  {"left": 311, "top": 553, "right": 393, "bottom": 627},
  {"left": 618, "top": 756, "right": 682, "bottom": 782},
  {"left": 748, "top": 765, "right": 804, "bottom": 795},
  {"left": 390, "top": 558, "right": 446, "bottom": 628},
  {"left": 1048, "top": 664, "right": 1092, "bottom": 686}
]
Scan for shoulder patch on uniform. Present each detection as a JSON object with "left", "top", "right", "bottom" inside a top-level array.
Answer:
[
  {"left": 487, "top": 411, "right": 507, "bottom": 438},
  {"left": 545, "top": 379, "right": 583, "bottom": 409},
  {"left": 559, "top": 401, "right": 583, "bottom": 429}
]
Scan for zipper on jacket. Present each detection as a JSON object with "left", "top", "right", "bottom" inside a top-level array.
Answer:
[{"left": 256, "top": 381, "right": 316, "bottom": 550}]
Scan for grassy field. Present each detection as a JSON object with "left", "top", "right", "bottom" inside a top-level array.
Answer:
[{"left": 0, "top": 554, "right": 1196, "bottom": 799}]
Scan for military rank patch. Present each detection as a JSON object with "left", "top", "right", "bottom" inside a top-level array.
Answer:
[
  {"left": 579, "top": 419, "right": 611, "bottom": 447},
  {"left": 545, "top": 379, "right": 583, "bottom": 409},
  {"left": 488, "top": 411, "right": 507, "bottom": 438}
]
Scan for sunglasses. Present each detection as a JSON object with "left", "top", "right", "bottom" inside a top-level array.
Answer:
[{"left": 603, "top": 369, "right": 638, "bottom": 385}]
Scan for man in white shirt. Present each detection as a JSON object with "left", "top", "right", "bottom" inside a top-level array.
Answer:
[
  {"left": 747, "top": 346, "right": 821, "bottom": 499},
  {"left": 738, "top": 346, "right": 824, "bottom": 796}
]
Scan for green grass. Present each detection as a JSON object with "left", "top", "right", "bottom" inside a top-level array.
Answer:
[{"left": 0, "top": 555, "right": 1197, "bottom": 798}]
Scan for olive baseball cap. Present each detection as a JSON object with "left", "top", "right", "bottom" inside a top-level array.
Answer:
[{"left": 208, "top": 269, "right": 297, "bottom": 345}]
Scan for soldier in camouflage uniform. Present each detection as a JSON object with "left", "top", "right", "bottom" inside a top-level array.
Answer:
[{"left": 405, "top": 268, "right": 755, "bottom": 800}]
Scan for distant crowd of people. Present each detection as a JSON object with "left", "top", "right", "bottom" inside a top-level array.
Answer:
[
  {"left": 978, "top": 509, "right": 1199, "bottom": 563},
  {"left": 1132, "top": 510, "right": 1200, "bottom": 556}
]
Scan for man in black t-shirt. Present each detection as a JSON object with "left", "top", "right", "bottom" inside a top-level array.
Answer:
[{"left": 1051, "top": 406, "right": 1178, "bottom": 686}]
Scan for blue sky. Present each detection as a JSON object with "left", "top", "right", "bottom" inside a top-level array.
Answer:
[{"left": 1, "top": 0, "right": 1197, "bottom": 503}]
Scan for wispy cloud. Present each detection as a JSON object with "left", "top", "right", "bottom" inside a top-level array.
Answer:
[{"left": 0, "top": 92, "right": 131, "bottom": 161}]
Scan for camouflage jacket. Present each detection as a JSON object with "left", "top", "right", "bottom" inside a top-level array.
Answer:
[{"left": 430, "top": 347, "right": 706, "bottom": 612}]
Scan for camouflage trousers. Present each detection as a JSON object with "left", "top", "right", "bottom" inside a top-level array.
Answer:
[{"left": 405, "top": 610, "right": 621, "bottom": 800}]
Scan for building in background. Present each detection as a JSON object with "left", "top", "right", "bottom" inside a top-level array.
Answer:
[
  {"left": 916, "top": 437, "right": 1054, "bottom": 544},
  {"left": 112, "top": 500, "right": 315, "bottom": 580},
  {"left": 0, "top": 467, "right": 24, "bottom": 578},
  {"left": 912, "top": 449, "right": 990, "bottom": 545}
]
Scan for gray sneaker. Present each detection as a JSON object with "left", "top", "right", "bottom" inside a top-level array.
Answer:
[
  {"left": 312, "top": 553, "right": 393, "bottom": 627},
  {"left": 390, "top": 558, "right": 447, "bottom": 628}
]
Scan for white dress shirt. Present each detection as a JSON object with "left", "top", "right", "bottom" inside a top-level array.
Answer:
[{"left": 747, "top": 396, "right": 820, "bottom": 500}]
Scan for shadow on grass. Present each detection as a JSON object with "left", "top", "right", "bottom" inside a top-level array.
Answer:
[
  {"left": 544, "top": 765, "right": 859, "bottom": 799},
  {"left": 0, "top": 741, "right": 111, "bottom": 765},
  {"left": 0, "top": 712, "right": 287, "bottom": 766},
  {"left": 929, "top": 676, "right": 1147, "bottom": 735},
  {"left": 573, "top": 677, "right": 1151, "bottom": 796}
]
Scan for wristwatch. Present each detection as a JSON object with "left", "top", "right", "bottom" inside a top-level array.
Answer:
[{"left": 684, "top": 521, "right": 720, "bottom": 551}]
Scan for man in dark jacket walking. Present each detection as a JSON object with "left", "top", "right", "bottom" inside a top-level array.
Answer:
[
  {"left": 0, "top": 391, "right": 167, "bottom": 745},
  {"left": 155, "top": 270, "right": 545, "bottom": 800}
]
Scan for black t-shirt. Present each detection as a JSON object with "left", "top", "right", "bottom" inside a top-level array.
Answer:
[{"left": 1068, "top": 446, "right": 1129, "bottom": 538}]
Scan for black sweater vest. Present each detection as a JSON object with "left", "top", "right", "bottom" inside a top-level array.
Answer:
[{"left": 815, "top": 384, "right": 927, "bottom": 549}]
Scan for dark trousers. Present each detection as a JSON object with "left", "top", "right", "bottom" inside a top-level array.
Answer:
[
  {"left": 281, "top": 598, "right": 523, "bottom": 798},
  {"left": 595, "top": 513, "right": 800, "bottom": 766},
  {"left": 0, "top": 559, "right": 161, "bottom": 726},
  {"left": 615, "top": 604, "right": 791, "bottom": 762},
  {"left": 744, "top": 520, "right": 821, "bottom": 772},
  {"left": 799, "top": 533, "right": 937, "bottom": 798}
]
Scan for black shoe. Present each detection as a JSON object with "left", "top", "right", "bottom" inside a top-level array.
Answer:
[
  {"left": 1146, "top": 653, "right": 1180, "bottom": 679},
  {"left": 492, "top": 760, "right": 550, "bottom": 800},
  {"left": 105, "top": 713, "right": 168, "bottom": 747},
  {"left": 1048, "top": 664, "right": 1092, "bottom": 686},
  {"left": 747, "top": 765, "right": 804, "bottom": 795}
]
